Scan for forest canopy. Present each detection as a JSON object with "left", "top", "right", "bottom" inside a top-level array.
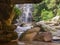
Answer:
[{"left": 33, "top": 0, "right": 60, "bottom": 22}]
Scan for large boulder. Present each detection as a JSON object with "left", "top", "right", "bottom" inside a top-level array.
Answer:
[
  {"left": 19, "top": 27, "right": 40, "bottom": 41},
  {"left": 34, "top": 31, "right": 52, "bottom": 42}
]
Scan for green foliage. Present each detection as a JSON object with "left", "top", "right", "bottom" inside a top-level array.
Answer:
[
  {"left": 41, "top": 9, "right": 54, "bottom": 20},
  {"left": 14, "top": 7, "right": 21, "bottom": 16},
  {"left": 33, "top": 0, "right": 60, "bottom": 22},
  {"left": 12, "top": 7, "right": 22, "bottom": 23},
  {"left": 45, "top": 0, "right": 56, "bottom": 9},
  {"left": 57, "top": 8, "right": 60, "bottom": 15}
]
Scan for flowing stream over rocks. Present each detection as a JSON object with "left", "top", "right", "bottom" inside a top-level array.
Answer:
[{"left": 15, "top": 4, "right": 33, "bottom": 38}]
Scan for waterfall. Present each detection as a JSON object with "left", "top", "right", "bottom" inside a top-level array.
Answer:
[
  {"left": 16, "top": 4, "right": 33, "bottom": 25},
  {"left": 21, "top": 4, "right": 33, "bottom": 24},
  {"left": 15, "top": 4, "right": 33, "bottom": 38}
]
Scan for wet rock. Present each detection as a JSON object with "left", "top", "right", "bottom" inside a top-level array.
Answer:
[
  {"left": 43, "top": 32, "right": 52, "bottom": 42},
  {"left": 19, "top": 27, "right": 40, "bottom": 41},
  {"left": 18, "top": 24, "right": 52, "bottom": 42},
  {"left": 34, "top": 31, "right": 52, "bottom": 42}
]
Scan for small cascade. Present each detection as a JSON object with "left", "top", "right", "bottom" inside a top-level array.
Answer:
[
  {"left": 16, "top": 4, "right": 33, "bottom": 26},
  {"left": 21, "top": 4, "right": 33, "bottom": 24}
]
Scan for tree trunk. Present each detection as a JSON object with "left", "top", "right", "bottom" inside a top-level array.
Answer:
[{"left": 0, "top": 3, "right": 18, "bottom": 42}]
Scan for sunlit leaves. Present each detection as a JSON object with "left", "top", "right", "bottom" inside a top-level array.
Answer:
[
  {"left": 14, "top": 7, "right": 21, "bottom": 15},
  {"left": 57, "top": 8, "right": 60, "bottom": 15},
  {"left": 46, "top": 0, "right": 56, "bottom": 9},
  {"left": 32, "top": 0, "right": 60, "bottom": 22},
  {"left": 41, "top": 9, "right": 54, "bottom": 20}
]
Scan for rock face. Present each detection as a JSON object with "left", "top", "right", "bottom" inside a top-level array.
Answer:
[
  {"left": 0, "top": 2, "right": 18, "bottom": 42},
  {"left": 34, "top": 32, "right": 52, "bottom": 42},
  {"left": 0, "top": 24, "right": 18, "bottom": 42},
  {"left": 19, "top": 27, "right": 40, "bottom": 41},
  {"left": 19, "top": 26, "right": 52, "bottom": 42}
]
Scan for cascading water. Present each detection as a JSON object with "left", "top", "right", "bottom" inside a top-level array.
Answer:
[
  {"left": 15, "top": 4, "right": 33, "bottom": 38},
  {"left": 15, "top": 4, "right": 33, "bottom": 26},
  {"left": 21, "top": 4, "right": 33, "bottom": 24}
]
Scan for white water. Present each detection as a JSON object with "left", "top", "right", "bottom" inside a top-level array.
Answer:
[
  {"left": 21, "top": 4, "right": 33, "bottom": 23},
  {"left": 15, "top": 4, "right": 33, "bottom": 25},
  {"left": 15, "top": 26, "right": 32, "bottom": 38},
  {"left": 15, "top": 4, "right": 33, "bottom": 38}
]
